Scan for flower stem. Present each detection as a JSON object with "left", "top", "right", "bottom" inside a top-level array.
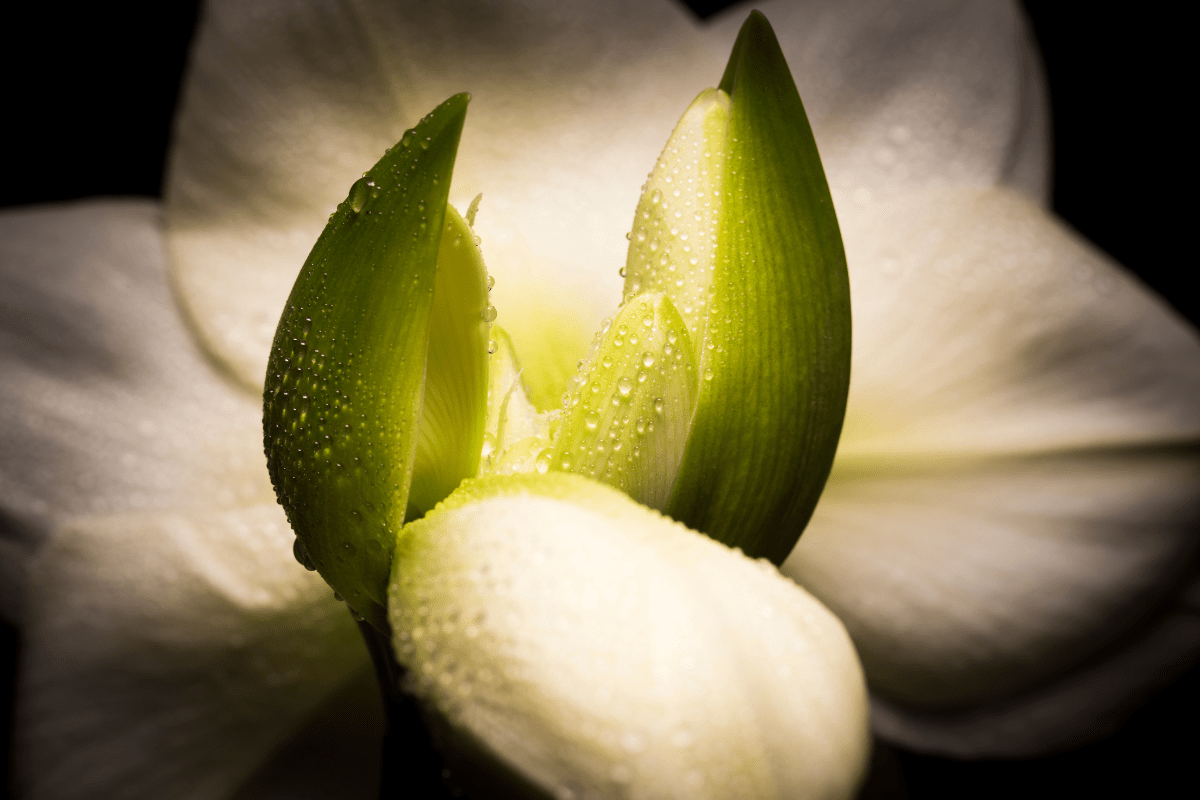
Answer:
[{"left": 356, "top": 619, "right": 461, "bottom": 799}]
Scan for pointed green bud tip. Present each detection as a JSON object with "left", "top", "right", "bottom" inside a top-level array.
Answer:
[
  {"left": 263, "top": 94, "right": 491, "bottom": 630},
  {"left": 583, "top": 11, "right": 849, "bottom": 563},
  {"left": 667, "top": 11, "right": 851, "bottom": 564}
]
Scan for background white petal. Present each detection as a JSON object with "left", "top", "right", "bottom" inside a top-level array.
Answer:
[
  {"left": 869, "top": 574, "right": 1200, "bottom": 757},
  {"left": 165, "top": 0, "right": 1045, "bottom": 405},
  {"left": 788, "top": 451, "right": 1199, "bottom": 706},
  {"left": 391, "top": 475, "right": 870, "bottom": 799},
  {"left": 16, "top": 507, "right": 370, "bottom": 800},
  {"left": 785, "top": 186, "right": 1200, "bottom": 751},
  {"left": 0, "top": 202, "right": 271, "bottom": 622},
  {"left": 834, "top": 187, "right": 1200, "bottom": 457},
  {"left": 1, "top": 202, "right": 374, "bottom": 799}
]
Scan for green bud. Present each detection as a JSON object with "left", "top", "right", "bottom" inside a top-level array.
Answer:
[
  {"left": 263, "top": 94, "right": 488, "bottom": 629},
  {"left": 556, "top": 12, "right": 852, "bottom": 563}
]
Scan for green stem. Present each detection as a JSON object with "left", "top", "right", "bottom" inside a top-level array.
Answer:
[{"left": 356, "top": 620, "right": 461, "bottom": 799}]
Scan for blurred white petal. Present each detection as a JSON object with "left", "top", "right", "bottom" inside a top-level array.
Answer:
[
  {"left": 391, "top": 475, "right": 870, "bottom": 799},
  {"left": 869, "top": 573, "right": 1200, "bottom": 757},
  {"left": 834, "top": 188, "right": 1200, "bottom": 457},
  {"left": 2, "top": 203, "right": 374, "bottom": 799},
  {"left": 785, "top": 187, "right": 1200, "bottom": 752},
  {"left": 165, "top": 0, "right": 1045, "bottom": 404},
  {"left": 0, "top": 201, "right": 270, "bottom": 620}
]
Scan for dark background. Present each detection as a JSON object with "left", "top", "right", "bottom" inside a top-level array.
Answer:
[{"left": 2, "top": 1, "right": 1194, "bottom": 797}]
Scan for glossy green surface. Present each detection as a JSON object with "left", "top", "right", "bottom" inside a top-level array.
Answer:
[
  {"left": 665, "top": 12, "right": 852, "bottom": 563},
  {"left": 264, "top": 95, "right": 480, "bottom": 629}
]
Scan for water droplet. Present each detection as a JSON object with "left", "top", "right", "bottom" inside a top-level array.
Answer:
[
  {"left": 293, "top": 538, "right": 316, "bottom": 571},
  {"left": 487, "top": 275, "right": 495, "bottom": 291},
  {"left": 704, "top": 369, "right": 714, "bottom": 381},
  {"left": 650, "top": 189, "right": 662, "bottom": 205},
  {"left": 642, "top": 315, "right": 653, "bottom": 328},
  {"left": 483, "top": 305, "right": 498, "bottom": 323},
  {"left": 601, "top": 356, "right": 613, "bottom": 369},
  {"left": 642, "top": 352, "right": 655, "bottom": 367},
  {"left": 584, "top": 411, "right": 600, "bottom": 430},
  {"left": 401, "top": 131, "right": 414, "bottom": 148},
  {"left": 420, "top": 138, "right": 431, "bottom": 150},
  {"left": 617, "top": 377, "right": 633, "bottom": 396},
  {"left": 619, "top": 266, "right": 627, "bottom": 277},
  {"left": 488, "top": 339, "right": 497, "bottom": 354},
  {"left": 653, "top": 398, "right": 665, "bottom": 414},
  {"left": 560, "top": 452, "right": 573, "bottom": 469},
  {"left": 535, "top": 449, "right": 552, "bottom": 474},
  {"left": 348, "top": 177, "right": 370, "bottom": 214}
]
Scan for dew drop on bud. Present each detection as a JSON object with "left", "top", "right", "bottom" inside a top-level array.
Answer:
[
  {"left": 483, "top": 305, "right": 498, "bottom": 323},
  {"left": 535, "top": 449, "right": 552, "bottom": 474},
  {"left": 293, "top": 537, "right": 317, "bottom": 571},
  {"left": 348, "top": 177, "right": 370, "bottom": 214}
]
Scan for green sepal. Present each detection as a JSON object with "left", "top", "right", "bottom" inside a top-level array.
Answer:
[
  {"left": 263, "top": 94, "right": 473, "bottom": 630},
  {"left": 666, "top": 12, "right": 852, "bottom": 564}
]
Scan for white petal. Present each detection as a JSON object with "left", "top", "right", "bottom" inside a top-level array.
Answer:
[
  {"left": 16, "top": 507, "right": 371, "bottom": 800},
  {"left": 0, "top": 201, "right": 273, "bottom": 621},
  {"left": 165, "top": 0, "right": 1044, "bottom": 401},
  {"left": 0, "top": 202, "right": 376, "bottom": 798},
  {"left": 836, "top": 187, "right": 1200, "bottom": 457},
  {"left": 785, "top": 450, "right": 1199, "bottom": 710},
  {"left": 869, "top": 572, "right": 1200, "bottom": 757},
  {"left": 390, "top": 474, "right": 870, "bottom": 799},
  {"left": 783, "top": 186, "right": 1200, "bottom": 747}
]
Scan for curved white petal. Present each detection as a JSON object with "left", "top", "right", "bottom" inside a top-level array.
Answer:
[
  {"left": 16, "top": 507, "right": 370, "bottom": 800},
  {"left": 0, "top": 201, "right": 271, "bottom": 621},
  {"left": 786, "top": 450, "right": 1199, "bottom": 708},
  {"left": 784, "top": 186, "right": 1200, "bottom": 749},
  {"left": 390, "top": 474, "right": 870, "bottom": 799},
  {"left": 1, "top": 202, "right": 374, "bottom": 799},
  {"left": 165, "top": 0, "right": 1044, "bottom": 403},
  {"left": 836, "top": 187, "right": 1200, "bottom": 456},
  {"left": 869, "top": 572, "right": 1200, "bottom": 757}
]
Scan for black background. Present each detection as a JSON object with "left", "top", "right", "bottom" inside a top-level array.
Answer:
[{"left": 2, "top": 1, "right": 1195, "bottom": 797}]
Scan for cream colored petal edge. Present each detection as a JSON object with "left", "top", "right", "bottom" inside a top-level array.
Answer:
[
  {"left": 870, "top": 572, "right": 1200, "bottom": 757},
  {"left": 15, "top": 507, "right": 371, "bottom": 800},
  {"left": 390, "top": 475, "right": 870, "bottom": 799},
  {"left": 784, "top": 448, "right": 1200, "bottom": 714},
  {"left": 165, "top": 0, "right": 1044, "bottom": 397},
  {"left": 0, "top": 201, "right": 269, "bottom": 623},
  {"left": 836, "top": 187, "right": 1200, "bottom": 457}
]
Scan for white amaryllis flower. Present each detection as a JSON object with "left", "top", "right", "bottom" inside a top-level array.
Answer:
[{"left": 2, "top": 1, "right": 1197, "bottom": 798}]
